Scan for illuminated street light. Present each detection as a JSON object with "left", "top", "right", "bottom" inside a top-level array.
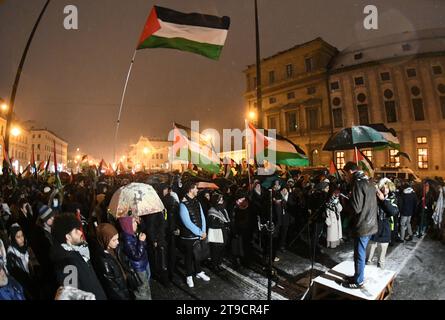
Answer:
[
  {"left": 248, "top": 110, "right": 257, "bottom": 121},
  {"left": 1, "top": 102, "right": 8, "bottom": 112},
  {"left": 11, "top": 127, "right": 21, "bottom": 137},
  {"left": 143, "top": 147, "right": 150, "bottom": 155}
]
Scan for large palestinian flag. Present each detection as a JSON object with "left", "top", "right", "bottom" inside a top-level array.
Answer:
[
  {"left": 247, "top": 123, "right": 309, "bottom": 167},
  {"left": 367, "top": 123, "right": 400, "bottom": 150},
  {"left": 137, "top": 6, "right": 230, "bottom": 60},
  {"left": 173, "top": 123, "right": 221, "bottom": 173}
]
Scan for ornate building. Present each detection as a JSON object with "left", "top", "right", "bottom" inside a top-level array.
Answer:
[
  {"left": 126, "top": 136, "right": 171, "bottom": 171},
  {"left": 245, "top": 28, "right": 445, "bottom": 177}
]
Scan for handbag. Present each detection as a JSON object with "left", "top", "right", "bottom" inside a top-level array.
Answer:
[
  {"left": 192, "top": 239, "right": 210, "bottom": 261},
  {"left": 208, "top": 228, "right": 224, "bottom": 244}
]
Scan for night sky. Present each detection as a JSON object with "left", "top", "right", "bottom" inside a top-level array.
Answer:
[{"left": 1, "top": 0, "right": 444, "bottom": 162}]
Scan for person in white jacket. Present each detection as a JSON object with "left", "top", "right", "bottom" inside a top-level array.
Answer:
[{"left": 325, "top": 190, "right": 343, "bottom": 248}]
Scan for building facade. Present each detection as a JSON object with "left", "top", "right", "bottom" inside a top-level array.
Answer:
[
  {"left": 126, "top": 136, "right": 171, "bottom": 171},
  {"left": 30, "top": 128, "right": 68, "bottom": 172},
  {"left": 1, "top": 115, "right": 31, "bottom": 173},
  {"left": 245, "top": 29, "right": 445, "bottom": 178}
]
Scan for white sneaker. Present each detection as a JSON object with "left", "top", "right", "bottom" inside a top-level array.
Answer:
[
  {"left": 186, "top": 276, "right": 194, "bottom": 288},
  {"left": 196, "top": 271, "right": 210, "bottom": 282}
]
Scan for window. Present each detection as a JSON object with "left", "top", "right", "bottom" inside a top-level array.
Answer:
[
  {"left": 269, "top": 71, "right": 275, "bottom": 84},
  {"left": 307, "top": 87, "right": 316, "bottom": 95},
  {"left": 412, "top": 98, "right": 425, "bottom": 121},
  {"left": 156, "top": 154, "right": 159, "bottom": 159},
  {"left": 417, "top": 148, "right": 428, "bottom": 169},
  {"left": 411, "top": 86, "right": 421, "bottom": 96},
  {"left": 332, "top": 97, "right": 341, "bottom": 107},
  {"left": 268, "top": 116, "right": 277, "bottom": 129},
  {"left": 333, "top": 108, "right": 343, "bottom": 128},
  {"left": 406, "top": 68, "right": 417, "bottom": 78},
  {"left": 362, "top": 150, "right": 373, "bottom": 163},
  {"left": 384, "top": 89, "right": 394, "bottom": 99},
  {"left": 380, "top": 72, "right": 391, "bottom": 81},
  {"left": 37, "top": 144, "right": 40, "bottom": 150},
  {"left": 402, "top": 43, "right": 411, "bottom": 51},
  {"left": 160, "top": 154, "right": 163, "bottom": 160},
  {"left": 354, "top": 52, "right": 363, "bottom": 60},
  {"left": 357, "top": 104, "right": 369, "bottom": 125},
  {"left": 269, "top": 97, "right": 276, "bottom": 104},
  {"left": 307, "top": 108, "right": 318, "bottom": 130},
  {"left": 287, "top": 92, "right": 295, "bottom": 100},
  {"left": 354, "top": 76, "right": 364, "bottom": 86},
  {"left": 305, "top": 57, "right": 313, "bottom": 72},
  {"left": 389, "top": 149, "right": 400, "bottom": 167},
  {"left": 38, "top": 134, "right": 41, "bottom": 138},
  {"left": 438, "top": 83, "right": 445, "bottom": 95},
  {"left": 286, "top": 64, "right": 293, "bottom": 78},
  {"left": 336, "top": 152, "right": 345, "bottom": 169},
  {"left": 441, "top": 97, "right": 445, "bottom": 119},
  {"left": 252, "top": 77, "right": 257, "bottom": 90},
  {"left": 416, "top": 136, "right": 427, "bottom": 144},
  {"left": 286, "top": 112, "right": 297, "bottom": 133},
  {"left": 385, "top": 101, "right": 397, "bottom": 123},
  {"left": 37, "top": 154, "right": 40, "bottom": 161},
  {"left": 32, "top": 134, "right": 35, "bottom": 139},
  {"left": 432, "top": 65, "right": 443, "bottom": 75},
  {"left": 357, "top": 93, "right": 367, "bottom": 103},
  {"left": 152, "top": 154, "right": 155, "bottom": 160},
  {"left": 330, "top": 81, "right": 340, "bottom": 91}
]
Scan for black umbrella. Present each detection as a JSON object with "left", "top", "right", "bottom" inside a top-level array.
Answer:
[{"left": 323, "top": 126, "right": 389, "bottom": 151}]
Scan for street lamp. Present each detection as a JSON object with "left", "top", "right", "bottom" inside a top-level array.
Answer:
[
  {"left": 11, "top": 127, "right": 21, "bottom": 137},
  {"left": 248, "top": 110, "right": 257, "bottom": 121},
  {"left": 143, "top": 147, "right": 150, "bottom": 155},
  {"left": 1, "top": 102, "right": 8, "bottom": 112}
]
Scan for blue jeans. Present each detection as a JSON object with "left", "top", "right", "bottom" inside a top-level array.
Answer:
[{"left": 353, "top": 235, "right": 371, "bottom": 285}]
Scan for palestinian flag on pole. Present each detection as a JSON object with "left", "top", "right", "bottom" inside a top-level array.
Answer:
[
  {"left": 172, "top": 123, "right": 221, "bottom": 174},
  {"left": 137, "top": 6, "right": 230, "bottom": 60},
  {"left": 247, "top": 122, "right": 309, "bottom": 167},
  {"left": 353, "top": 148, "right": 374, "bottom": 177},
  {"left": 367, "top": 124, "right": 400, "bottom": 150}
]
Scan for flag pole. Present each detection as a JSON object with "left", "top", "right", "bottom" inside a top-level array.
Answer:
[
  {"left": 114, "top": 49, "right": 138, "bottom": 165},
  {"left": 254, "top": 0, "right": 263, "bottom": 129},
  {"left": 3, "top": 0, "right": 51, "bottom": 177},
  {"left": 355, "top": 147, "right": 359, "bottom": 166}
]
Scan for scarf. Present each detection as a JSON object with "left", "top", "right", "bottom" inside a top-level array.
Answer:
[
  {"left": 7, "top": 246, "right": 30, "bottom": 274},
  {"left": 433, "top": 187, "right": 444, "bottom": 226},
  {"left": 208, "top": 207, "right": 230, "bottom": 224},
  {"left": 62, "top": 242, "right": 91, "bottom": 263}
]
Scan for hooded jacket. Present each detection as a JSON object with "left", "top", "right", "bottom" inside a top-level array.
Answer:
[
  {"left": 399, "top": 187, "right": 418, "bottom": 217},
  {"left": 119, "top": 217, "right": 149, "bottom": 273},
  {"left": 371, "top": 192, "right": 399, "bottom": 243},
  {"left": 350, "top": 171, "right": 378, "bottom": 237}
]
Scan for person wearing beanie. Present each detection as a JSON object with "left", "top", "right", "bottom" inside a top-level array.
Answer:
[
  {"left": 50, "top": 213, "right": 106, "bottom": 300},
  {"left": 118, "top": 216, "right": 152, "bottom": 300},
  {"left": 90, "top": 223, "right": 130, "bottom": 300},
  {"left": 6, "top": 223, "right": 39, "bottom": 299}
]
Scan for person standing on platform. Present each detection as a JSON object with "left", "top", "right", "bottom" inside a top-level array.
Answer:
[{"left": 342, "top": 162, "right": 378, "bottom": 289}]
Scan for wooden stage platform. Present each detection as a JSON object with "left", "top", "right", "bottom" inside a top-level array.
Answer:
[{"left": 311, "top": 261, "right": 396, "bottom": 300}]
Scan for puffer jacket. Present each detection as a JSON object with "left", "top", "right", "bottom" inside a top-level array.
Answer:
[
  {"left": 91, "top": 248, "right": 130, "bottom": 300},
  {"left": 371, "top": 192, "right": 399, "bottom": 243},
  {"left": 350, "top": 171, "right": 378, "bottom": 237},
  {"left": 120, "top": 232, "right": 149, "bottom": 273}
]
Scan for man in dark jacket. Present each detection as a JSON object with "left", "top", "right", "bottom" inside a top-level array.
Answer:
[
  {"left": 399, "top": 184, "right": 417, "bottom": 241},
  {"left": 343, "top": 162, "right": 378, "bottom": 289},
  {"left": 50, "top": 213, "right": 107, "bottom": 300}
]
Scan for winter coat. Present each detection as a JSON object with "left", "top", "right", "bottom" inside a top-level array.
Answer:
[
  {"left": 0, "top": 276, "right": 26, "bottom": 300},
  {"left": 325, "top": 197, "right": 343, "bottom": 243},
  {"left": 250, "top": 188, "right": 269, "bottom": 224},
  {"left": 350, "top": 171, "right": 379, "bottom": 237},
  {"left": 120, "top": 232, "right": 149, "bottom": 273},
  {"left": 399, "top": 188, "right": 417, "bottom": 217},
  {"left": 207, "top": 207, "right": 230, "bottom": 245},
  {"left": 273, "top": 192, "right": 291, "bottom": 228},
  {"left": 50, "top": 243, "right": 107, "bottom": 300},
  {"left": 91, "top": 248, "right": 130, "bottom": 300},
  {"left": 371, "top": 193, "right": 399, "bottom": 243},
  {"left": 0, "top": 239, "right": 6, "bottom": 267}
]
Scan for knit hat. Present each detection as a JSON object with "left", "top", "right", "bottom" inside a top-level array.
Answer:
[
  {"left": 118, "top": 216, "right": 134, "bottom": 236},
  {"left": 52, "top": 213, "right": 82, "bottom": 244},
  {"left": 39, "top": 205, "right": 54, "bottom": 223},
  {"left": 96, "top": 223, "right": 118, "bottom": 250}
]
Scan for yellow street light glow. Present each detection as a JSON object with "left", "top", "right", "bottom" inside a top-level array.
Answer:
[
  {"left": 11, "top": 127, "right": 21, "bottom": 137},
  {"left": 143, "top": 147, "right": 150, "bottom": 154},
  {"left": 1, "top": 103, "right": 8, "bottom": 111},
  {"left": 248, "top": 111, "right": 256, "bottom": 120}
]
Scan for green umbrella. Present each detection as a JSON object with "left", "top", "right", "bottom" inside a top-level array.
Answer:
[{"left": 323, "top": 125, "right": 389, "bottom": 151}]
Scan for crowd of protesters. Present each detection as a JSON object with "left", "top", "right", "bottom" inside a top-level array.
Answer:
[{"left": 0, "top": 162, "right": 444, "bottom": 299}]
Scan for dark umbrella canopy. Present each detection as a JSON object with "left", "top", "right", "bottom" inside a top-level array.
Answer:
[{"left": 323, "top": 126, "right": 388, "bottom": 151}]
